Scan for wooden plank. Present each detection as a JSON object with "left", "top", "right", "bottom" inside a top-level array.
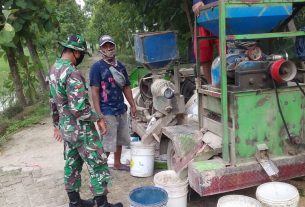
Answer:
[
  {"left": 142, "top": 115, "right": 176, "bottom": 144},
  {"left": 162, "top": 124, "right": 200, "bottom": 157},
  {"left": 202, "top": 117, "right": 234, "bottom": 138},
  {"left": 202, "top": 131, "right": 222, "bottom": 150}
]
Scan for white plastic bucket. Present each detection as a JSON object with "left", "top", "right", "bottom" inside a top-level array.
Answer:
[
  {"left": 130, "top": 142, "right": 155, "bottom": 177},
  {"left": 256, "top": 182, "right": 300, "bottom": 207},
  {"left": 217, "top": 195, "right": 262, "bottom": 207},
  {"left": 154, "top": 170, "right": 188, "bottom": 207}
]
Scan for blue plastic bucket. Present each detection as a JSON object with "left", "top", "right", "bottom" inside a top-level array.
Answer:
[{"left": 129, "top": 186, "right": 168, "bottom": 207}]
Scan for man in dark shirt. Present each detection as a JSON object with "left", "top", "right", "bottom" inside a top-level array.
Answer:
[{"left": 90, "top": 35, "right": 136, "bottom": 171}]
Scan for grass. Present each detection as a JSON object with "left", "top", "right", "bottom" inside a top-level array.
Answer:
[
  {"left": 0, "top": 51, "right": 92, "bottom": 147},
  {"left": 0, "top": 102, "right": 50, "bottom": 146},
  {"left": 117, "top": 53, "right": 139, "bottom": 73},
  {"left": 154, "top": 161, "right": 168, "bottom": 170},
  {"left": 0, "top": 49, "right": 57, "bottom": 88},
  {"left": 0, "top": 48, "right": 54, "bottom": 147}
]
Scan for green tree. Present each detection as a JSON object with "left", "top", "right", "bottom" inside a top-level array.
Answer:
[
  {"left": 55, "top": 0, "right": 87, "bottom": 40},
  {"left": 90, "top": 0, "right": 193, "bottom": 59},
  {"left": 0, "top": 8, "right": 27, "bottom": 106},
  {"left": 0, "top": 0, "right": 60, "bottom": 105},
  {"left": 89, "top": 0, "right": 142, "bottom": 53},
  {"left": 16, "top": 39, "right": 36, "bottom": 104},
  {"left": 5, "top": 47, "right": 27, "bottom": 106},
  {"left": 1, "top": 0, "right": 59, "bottom": 94}
]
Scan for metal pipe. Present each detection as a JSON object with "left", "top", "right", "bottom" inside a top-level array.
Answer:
[
  {"left": 195, "top": 18, "right": 200, "bottom": 80},
  {"left": 195, "top": 17, "right": 203, "bottom": 128},
  {"left": 219, "top": 0, "right": 230, "bottom": 163}
]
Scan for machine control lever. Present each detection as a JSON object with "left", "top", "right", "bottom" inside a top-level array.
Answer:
[{"left": 255, "top": 144, "right": 279, "bottom": 180}]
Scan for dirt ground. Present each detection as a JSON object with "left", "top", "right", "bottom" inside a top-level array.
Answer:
[
  {"left": 0, "top": 55, "right": 304, "bottom": 207},
  {"left": 0, "top": 116, "right": 304, "bottom": 207}
]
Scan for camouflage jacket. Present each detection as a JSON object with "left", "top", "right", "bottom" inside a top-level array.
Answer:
[{"left": 49, "top": 58, "right": 100, "bottom": 146}]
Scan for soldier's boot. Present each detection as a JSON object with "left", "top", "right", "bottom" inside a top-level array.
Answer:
[
  {"left": 95, "top": 195, "right": 123, "bottom": 207},
  {"left": 68, "top": 191, "right": 95, "bottom": 207}
]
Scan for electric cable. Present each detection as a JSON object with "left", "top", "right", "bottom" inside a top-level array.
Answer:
[
  {"left": 293, "top": 79, "right": 305, "bottom": 97},
  {"left": 272, "top": 79, "right": 293, "bottom": 143}
]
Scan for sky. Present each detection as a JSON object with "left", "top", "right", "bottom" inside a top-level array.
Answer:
[{"left": 75, "top": 0, "right": 85, "bottom": 8}]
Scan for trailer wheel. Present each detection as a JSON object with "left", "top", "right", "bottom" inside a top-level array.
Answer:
[{"left": 167, "top": 140, "right": 176, "bottom": 170}]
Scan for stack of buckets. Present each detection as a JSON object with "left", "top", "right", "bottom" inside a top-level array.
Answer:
[
  {"left": 154, "top": 170, "right": 188, "bottom": 207},
  {"left": 129, "top": 140, "right": 188, "bottom": 207}
]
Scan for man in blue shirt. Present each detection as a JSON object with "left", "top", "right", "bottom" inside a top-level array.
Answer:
[{"left": 90, "top": 35, "right": 136, "bottom": 171}]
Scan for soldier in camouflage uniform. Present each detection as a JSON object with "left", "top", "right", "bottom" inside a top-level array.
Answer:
[{"left": 49, "top": 34, "right": 123, "bottom": 207}]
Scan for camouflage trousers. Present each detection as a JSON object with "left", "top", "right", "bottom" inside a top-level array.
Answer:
[{"left": 64, "top": 140, "right": 111, "bottom": 196}]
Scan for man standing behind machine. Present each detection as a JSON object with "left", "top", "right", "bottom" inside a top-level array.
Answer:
[
  {"left": 90, "top": 35, "right": 136, "bottom": 171},
  {"left": 193, "top": 0, "right": 219, "bottom": 84}
]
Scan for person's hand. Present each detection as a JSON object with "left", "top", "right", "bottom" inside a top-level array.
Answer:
[
  {"left": 192, "top": 1, "right": 204, "bottom": 17},
  {"left": 131, "top": 105, "right": 137, "bottom": 118},
  {"left": 53, "top": 127, "right": 62, "bottom": 142},
  {"left": 97, "top": 118, "right": 107, "bottom": 135}
]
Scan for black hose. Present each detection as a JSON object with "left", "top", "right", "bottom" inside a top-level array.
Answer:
[
  {"left": 293, "top": 79, "right": 305, "bottom": 97},
  {"left": 273, "top": 79, "right": 293, "bottom": 143}
]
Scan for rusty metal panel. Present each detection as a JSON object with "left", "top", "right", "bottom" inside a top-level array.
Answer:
[
  {"left": 162, "top": 124, "right": 199, "bottom": 157},
  {"left": 188, "top": 153, "right": 305, "bottom": 196},
  {"left": 234, "top": 87, "right": 305, "bottom": 158},
  {"left": 202, "top": 94, "right": 222, "bottom": 115}
]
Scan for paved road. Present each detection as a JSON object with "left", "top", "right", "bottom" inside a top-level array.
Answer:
[
  {"left": 0, "top": 55, "right": 153, "bottom": 207},
  {"left": 1, "top": 117, "right": 304, "bottom": 207},
  {"left": 0, "top": 118, "right": 152, "bottom": 207},
  {"left": 0, "top": 118, "right": 67, "bottom": 207},
  {"left": 0, "top": 168, "right": 66, "bottom": 207}
]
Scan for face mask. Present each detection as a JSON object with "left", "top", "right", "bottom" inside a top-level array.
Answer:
[
  {"left": 75, "top": 52, "right": 85, "bottom": 66},
  {"left": 101, "top": 48, "right": 116, "bottom": 59}
]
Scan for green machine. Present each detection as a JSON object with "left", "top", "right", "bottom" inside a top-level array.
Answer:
[
  {"left": 186, "top": 0, "right": 305, "bottom": 196},
  {"left": 163, "top": 0, "right": 305, "bottom": 196},
  {"left": 132, "top": 0, "right": 305, "bottom": 197}
]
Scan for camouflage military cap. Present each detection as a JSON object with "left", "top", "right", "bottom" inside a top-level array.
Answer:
[{"left": 59, "top": 34, "right": 91, "bottom": 56}]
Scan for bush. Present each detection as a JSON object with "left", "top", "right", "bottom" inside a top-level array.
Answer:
[
  {"left": 117, "top": 54, "right": 138, "bottom": 73},
  {"left": 0, "top": 102, "right": 49, "bottom": 146},
  {"left": 0, "top": 120, "right": 9, "bottom": 136},
  {"left": 2, "top": 104, "right": 23, "bottom": 118}
]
